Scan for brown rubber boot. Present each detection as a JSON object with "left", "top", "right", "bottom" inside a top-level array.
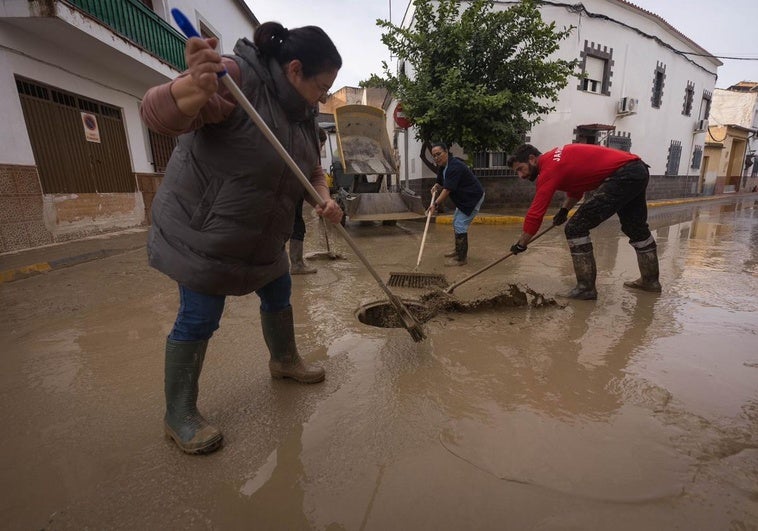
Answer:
[
  {"left": 289, "top": 239, "right": 317, "bottom": 275},
  {"left": 624, "top": 243, "right": 662, "bottom": 292},
  {"left": 164, "top": 339, "right": 223, "bottom": 454},
  {"left": 261, "top": 306, "right": 325, "bottom": 383}
]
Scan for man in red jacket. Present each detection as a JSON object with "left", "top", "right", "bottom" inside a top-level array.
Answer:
[{"left": 507, "top": 143, "right": 661, "bottom": 300}]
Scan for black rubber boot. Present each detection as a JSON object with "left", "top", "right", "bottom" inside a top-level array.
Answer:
[
  {"left": 444, "top": 235, "right": 457, "bottom": 257},
  {"left": 560, "top": 243, "right": 597, "bottom": 300},
  {"left": 624, "top": 243, "right": 662, "bottom": 292},
  {"left": 445, "top": 233, "right": 468, "bottom": 266},
  {"left": 289, "top": 239, "right": 316, "bottom": 275},
  {"left": 262, "top": 306, "right": 325, "bottom": 383},
  {"left": 164, "top": 339, "right": 223, "bottom": 454}
]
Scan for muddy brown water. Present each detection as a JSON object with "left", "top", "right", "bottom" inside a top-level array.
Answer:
[
  {"left": 357, "top": 284, "right": 558, "bottom": 328},
  {"left": 1, "top": 198, "right": 756, "bottom": 529}
]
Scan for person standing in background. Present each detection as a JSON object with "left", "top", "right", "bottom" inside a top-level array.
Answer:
[
  {"left": 428, "top": 142, "right": 485, "bottom": 266},
  {"left": 289, "top": 127, "right": 328, "bottom": 274}
]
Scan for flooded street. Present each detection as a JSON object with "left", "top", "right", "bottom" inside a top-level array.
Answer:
[{"left": 1, "top": 198, "right": 757, "bottom": 529}]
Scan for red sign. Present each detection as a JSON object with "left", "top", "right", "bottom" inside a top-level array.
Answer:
[{"left": 393, "top": 103, "right": 411, "bottom": 129}]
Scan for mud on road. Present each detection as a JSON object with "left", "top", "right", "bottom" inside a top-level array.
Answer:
[{"left": 1, "top": 198, "right": 756, "bottom": 529}]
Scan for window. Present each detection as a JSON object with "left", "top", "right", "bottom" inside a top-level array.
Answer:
[
  {"left": 651, "top": 63, "right": 666, "bottom": 108},
  {"left": 490, "top": 152, "right": 506, "bottom": 167},
  {"left": 149, "top": 130, "right": 177, "bottom": 173},
  {"left": 199, "top": 20, "right": 220, "bottom": 50},
  {"left": 683, "top": 82, "right": 694, "bottom": 116},
  {"left": 691, "top": 145, "right": 703, "bottom": 169},
  {"left": 473, "top": 152, "right": 488, "bottom": 168},
  {"left": 582, "top": 56, "right": 606, "bottom": 94},
  {"left": 666, "top": 140, "right": 682, "bottom": 175},
  {"left": 577, "top": 41, "right": 613, "bottom": 96},
  {"left": 606, "top": 132, "right": 632, "bottom": 152},
  {"left": 700, "top": 90, "right": 712, "bottom": 120}
]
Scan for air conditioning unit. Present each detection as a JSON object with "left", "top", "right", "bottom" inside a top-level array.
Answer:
[
  {"left": 618, "top": 97, "right": 638, "bottom": 114},
  {"left": 694, "top": 119, "right": 709, "bottom": 132}
]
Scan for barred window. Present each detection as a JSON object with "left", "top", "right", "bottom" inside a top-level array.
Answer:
[
  {"left": 606, "top": 132, "right": 631, "bottom": 152},
  {"left": 651, "top": 63, "right": 666, "bottom": 108},
  {"left": 683, "top": 82, "right": 695, "bottom": 116},
  {"left": 691, "top": 145, "right": 703, "bottom": 169},
  {"left": 666, "top": 140, "right": 682, "bottom": 175}
]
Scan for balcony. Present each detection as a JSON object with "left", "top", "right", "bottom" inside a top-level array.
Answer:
[{"left": 64, "top": 0, "right": 186, "bottom": 70}]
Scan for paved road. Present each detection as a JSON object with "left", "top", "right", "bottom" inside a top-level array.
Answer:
[{"left": 1, "top": 195, "right": 756, "bottom": 529}]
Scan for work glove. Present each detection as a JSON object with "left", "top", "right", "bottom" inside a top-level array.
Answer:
[
  {"left": 510, "top": 242, "right": 527, "bottom": 254},
  {"left": 552, "top": 207, "right": 569, "bottom": 226}
]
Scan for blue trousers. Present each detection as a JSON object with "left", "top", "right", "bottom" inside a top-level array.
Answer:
[
  {"left": 452, "top": 194, "right": 485, "bottom": 234},
  {"left": 168, "top": 273, "right": 292, "bottom": 342}
]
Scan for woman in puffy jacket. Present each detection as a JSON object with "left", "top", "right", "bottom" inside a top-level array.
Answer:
[{"left": 140, "top": 21, "right": 343, "bottom": 454}]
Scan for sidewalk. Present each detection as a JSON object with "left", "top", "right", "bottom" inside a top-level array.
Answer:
[
  {"left": 0, "top": 227, "right": 148, "bottom": 284},
  {"left": 1, "top": 194, "right": 753, "bottom": 284}
]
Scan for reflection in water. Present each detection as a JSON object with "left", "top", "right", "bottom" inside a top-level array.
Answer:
[
  {"left": 26, "top": 329, "right": 85, "bottom": 394},
  {"left": 395, "top": 286, "right": 691, "bottom": 502},
  {"left": 224, "top": 422, "right": 310, "bottom": 529}
]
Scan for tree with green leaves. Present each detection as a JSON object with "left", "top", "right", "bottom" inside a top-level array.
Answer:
[{"left": 376, "top": 0, "right": 577, "bottom": 166}]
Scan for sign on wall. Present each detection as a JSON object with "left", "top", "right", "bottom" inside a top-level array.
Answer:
[{"left": 80, "top": 112, "right": 101, "bottom": 143}]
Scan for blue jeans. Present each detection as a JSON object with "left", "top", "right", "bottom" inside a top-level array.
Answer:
[
  {"left": 452, "top": 193, "right": 485, "bottom": 234},
  {"left": 168, "top": 273, "right": 292, "bottom": 341}
]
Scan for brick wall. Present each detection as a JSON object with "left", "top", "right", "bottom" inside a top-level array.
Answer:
[
  {"left": 136, "top": 173, "right": 164, "bottom": 224},
  {"left": 647, "top": 174, "right": 699, "bottom": 198},
  {"left": 0, "top": 164, "right": 52, "bottom": 253},
  {"left": 407, "top": 169, "right": 704, "bottom": 215},
  {"left": 1, "top": 163, "right": 147, "bottom": 253}
]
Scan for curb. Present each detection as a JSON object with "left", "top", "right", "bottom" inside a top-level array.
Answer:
[
  {"left": 433, "top": 194, "right": 749, "bottom": 225},
  {"left": 1, "top": 194, "right": 752, "bottom": 284},
  {"left": 0, "top": 247, "right": 141, "bottom": 284}
]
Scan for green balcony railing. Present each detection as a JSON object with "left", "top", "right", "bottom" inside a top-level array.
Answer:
[{"left": 64, "top": 0, "right": 187, "bottom": 71}]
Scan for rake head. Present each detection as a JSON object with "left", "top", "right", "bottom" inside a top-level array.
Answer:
[{"left": 387, "top": 271, "right": 448, "bottom": 289}]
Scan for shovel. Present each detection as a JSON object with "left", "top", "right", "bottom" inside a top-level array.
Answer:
[
  {"left": 444, "top": 223, "right": 557, "bottom": 294},
  {"left": 172, "top": 9, "right": 424, "bottom": 342}
]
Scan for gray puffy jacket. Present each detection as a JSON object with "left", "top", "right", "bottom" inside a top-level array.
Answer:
[{"left": 148, "top": 38, "right": 320, "bottom": 296}]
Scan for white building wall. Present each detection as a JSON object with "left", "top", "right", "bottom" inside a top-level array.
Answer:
[
  {"left": 161, "top": 0, "right": 257, "bottom": 55},
  {"left": 525, "top": 0, "right": 718, "bottom": 176},
  {"left": 394, "top": 0, "right": 720, "bottom": 180},
  {"left": 0, "top": 0, "right": 257, "bottom": 172}
]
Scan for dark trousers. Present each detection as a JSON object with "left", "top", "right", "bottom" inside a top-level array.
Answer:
[
  {"left": 565, "top": 160, "right": 652, "bottom": 244},
  {"left": 291, "top": 196, "right": 306, "bottom": 242}
]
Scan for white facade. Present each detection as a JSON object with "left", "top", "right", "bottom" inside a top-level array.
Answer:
[
  {"left": 394, "top": 0, "right": 721, "bottom": 181},
  {"left": 0, "top": 0, "right": 257, "bottom": 245},
  {"left": 0, "top": 0, "right": 257, "bottom": 171}
]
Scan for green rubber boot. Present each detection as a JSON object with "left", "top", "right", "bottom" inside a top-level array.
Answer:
[
  {"left": 164, "top": 339, "right": 223, "bottom": 454},
  {"left": 561, "top": 243, "right": 597, "bottom": 300},
  {"left": 624, "top": 244, "right": 662, "bottom": 292},
  {"left": 262, "top": 307, "right": 325, "bottom": 383}
]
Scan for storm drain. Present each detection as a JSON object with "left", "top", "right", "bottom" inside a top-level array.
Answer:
[
  {"left": 356, "top": 285, "right": 558, "bottom": 329},
  {"left": 356, "top": 300, "right": 432, "bottom": 329}
]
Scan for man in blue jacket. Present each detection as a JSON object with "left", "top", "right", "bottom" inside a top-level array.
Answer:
[{"left": 428, "top": 142, "right": 485, "bottom": 266}]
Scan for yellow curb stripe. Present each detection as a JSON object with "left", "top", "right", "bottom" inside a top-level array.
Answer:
[
  {"left": 434, "top": 215, "right": 529, "bottom": 225},
  {"left": 0, "top": 262, "right": 52, "bottom": 283},
  {"left": 432, "top": 195, "right": 737, "bottom": 225}
]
